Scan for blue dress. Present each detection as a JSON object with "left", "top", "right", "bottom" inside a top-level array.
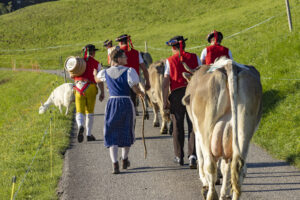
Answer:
[{"left": 104, "top": 68, "right": 135, "bottom": 147}]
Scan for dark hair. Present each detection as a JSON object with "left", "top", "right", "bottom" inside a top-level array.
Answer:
[
  {"left": 110, "top": 49, "right": 125, "bottom": 63},
  {"left": 166, "top": 36, "right": 187, "bottom": 50}
]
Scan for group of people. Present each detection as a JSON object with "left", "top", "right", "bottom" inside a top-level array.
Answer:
[{"left": 71, "top": 31, "right": 232, "bottom": 174}]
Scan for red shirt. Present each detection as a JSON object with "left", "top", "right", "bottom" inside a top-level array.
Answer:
[
  {"left": 168, "top": 52, "right": 198, "bottom": 91},
  {"left": 74, "top": 56, "right": 99, "bottom": 83},
  {"left": 205, "top": 44, "right": 229, "bottom": 65},
  {"left": 120, "top": 45, "right": 140, "bottom": 75}
]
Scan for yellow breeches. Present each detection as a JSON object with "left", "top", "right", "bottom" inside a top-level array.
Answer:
[{"left": 75, "top": 84, "right": 98, "bottom": 114}]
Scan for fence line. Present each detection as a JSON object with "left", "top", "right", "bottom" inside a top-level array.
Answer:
[{"left": 13, "top": 130, "right": 48, "bottom": 200}]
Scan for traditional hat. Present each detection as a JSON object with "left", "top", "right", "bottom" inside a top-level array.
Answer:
[
  {"left": 207, "top": 31, "right": 223, "bottom": 43},
  {"left": 103, "top": 40, "right": 112, "bottom": 47},
  {"left": 82, "top": 44, "right": 98, "bottom": 60},
  {"left": 83, "top": 44, "right": 99, "bottom": 52},
  {"left": 115, "top": 34, "right": 129, "bottom": 42},
  {"left": 166, "top": 36, "right": 188, "bottom": 46}
]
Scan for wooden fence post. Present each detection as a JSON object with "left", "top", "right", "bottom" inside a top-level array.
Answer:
[{"left": 285, "top": 0, "right": 293, "bottom": 32}]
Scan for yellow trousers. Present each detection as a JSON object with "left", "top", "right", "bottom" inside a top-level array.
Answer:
[{"left": 75, "top": 84, "right": 98, "bottom": 114}]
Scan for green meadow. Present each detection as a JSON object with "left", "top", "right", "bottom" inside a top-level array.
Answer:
[{"left": 0, "top": 0, "right": 299, "bottom": 199}]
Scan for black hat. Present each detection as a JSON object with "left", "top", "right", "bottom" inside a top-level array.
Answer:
[
  {"left": 103, "top": 40, "right": 112, "bottom": 47},
  {"left": 166, "top": 36, "right": 188, "bottom": 46},
  {"left": 83, "top": 44, "right": 99, "bottom": 52},
  {"left": 207, "top": 31, "right": 223, "bottom": 43},
  {"left": 116, "top": 34, "right": 129, "bottom": 42}
]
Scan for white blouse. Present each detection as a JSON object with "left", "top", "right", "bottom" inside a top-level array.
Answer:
[{"left": 96, "top": 65, "right": 140, "bottom": 88}]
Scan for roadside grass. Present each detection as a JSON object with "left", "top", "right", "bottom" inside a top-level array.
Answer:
[
  {"left": 0, "top": 70, "right": 73, "bottom": 199},
  {"left": 0, "top": 0, "right": 299, "bottom": 198}
]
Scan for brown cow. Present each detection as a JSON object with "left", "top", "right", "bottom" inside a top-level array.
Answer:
[
  {"left": 143, "top": 60, "right": 170, "bottom": 134},
  {"left": 182, "top": 58, "right": 262, "bottom": 200}
]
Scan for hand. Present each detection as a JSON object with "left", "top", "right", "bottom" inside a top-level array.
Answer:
[
  {"left": 99, "top": 93, "right": 104, "bottom": 102},
  {"left": 93, "top": 69, "right": 98, "bottom": 76},
  {"left": 145, "top": 82, "right": 151, "bottom": 91},
  {"left": 163, "top": 100, "right": 170, "bottom": 110},
  {"left": 139, "top": 92, "right": 145, "bottom": 99}
]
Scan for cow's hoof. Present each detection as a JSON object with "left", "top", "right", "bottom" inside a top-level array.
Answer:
[
  {"left": 215, "top": 178, "right": 221, "bottom": 185},
  {"left": 153, "top": 122, "right": 160, "bottom": 127},
  {"left": 201, "top": 186, "right": 208, "bottom": 200},
  {"left": 220, "top": 195, "right": 231, "bottom": 200},
  {"left": 144, "top": 112, "right": 149, "bottom": 120},
  {"left": 160, "top": 129, "right": 168, "bottom": 135}
]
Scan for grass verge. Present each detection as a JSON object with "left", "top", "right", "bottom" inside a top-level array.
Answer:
[{"left": 0, "top": 70, "right": 73, "bottom": 199}]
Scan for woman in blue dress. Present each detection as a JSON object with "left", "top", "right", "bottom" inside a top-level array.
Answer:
[{"left": 94, "top": 49, "right": 144, "bottom": 174}]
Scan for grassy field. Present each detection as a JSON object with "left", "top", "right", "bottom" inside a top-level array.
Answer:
[
  {"left": 0, "top": 70, "right": 73, "bottom": 199},
  {"left": 0, "top": 0, "right": 299, "bottom": 199}
]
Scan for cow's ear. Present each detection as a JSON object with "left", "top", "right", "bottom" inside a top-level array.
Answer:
[
  {"left": 183, "top": 72, "right": 192, "bottom": 82},
  {"left": 182, "top": 94, "right": 190, "bottom": 106}
]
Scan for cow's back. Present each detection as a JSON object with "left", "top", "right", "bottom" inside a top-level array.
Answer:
[{"left": 184, "top": 66, "right": 231, "bottom": 133}]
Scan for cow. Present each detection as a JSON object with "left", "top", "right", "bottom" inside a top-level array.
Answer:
[
  {"left": 143, "top": 60, "right": 170, "bottom": 134},
  {"left": 182, "top": 57, "right": 262, "bottom": 200}
]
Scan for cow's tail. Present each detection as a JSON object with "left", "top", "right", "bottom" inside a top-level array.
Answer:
[{"left": 226, "top": 61, "right": 244, "bottom": 197}]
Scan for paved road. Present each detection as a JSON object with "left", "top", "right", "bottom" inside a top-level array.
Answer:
[
  {"left": 57, "top": 92, "right": 300, "bottom": 200},
  {"left": 1, "top": 68, "right": 299, "bottom": 199}
]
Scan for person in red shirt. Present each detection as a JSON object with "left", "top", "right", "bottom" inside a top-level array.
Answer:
[
  {"left": 115, "top": 34, "right": 150, "bottom": 115},
  {"left": 162, "top": 36, "right": 200, "bottom": 169},
  {"left": 73, "top": 44, "right": 103, "bottom": 143},
  {"left": 200, "top": 30, "right": 233, "bottom": 65}
]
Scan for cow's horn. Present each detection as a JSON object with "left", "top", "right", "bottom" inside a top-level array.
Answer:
[{"left": 182, "top": 62, "right": 198, "bottom": 74}]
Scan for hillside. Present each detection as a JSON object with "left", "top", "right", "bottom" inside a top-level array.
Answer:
[{"left": 0, "top": 0, "right": 299, "bottom": 198}]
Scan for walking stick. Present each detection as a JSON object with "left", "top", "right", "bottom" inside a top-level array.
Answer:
[{"left": 140, "top": 95, "right": 147, "bottom": 159}]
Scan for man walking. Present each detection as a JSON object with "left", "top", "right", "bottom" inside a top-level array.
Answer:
[
  {"left": 200, "top": 30, "right": 233, "bottom": 65},
  {"left": 73, "top": 44, "right": 102, "bottom": 143},
  {"left": 115, "top": 34, "right": 150, "bottom": 115},
  {"left": 162, "top": 36, "right": 200, "bottom": 168}
]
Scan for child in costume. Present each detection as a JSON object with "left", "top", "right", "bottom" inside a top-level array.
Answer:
[{"left": 94, "top": 48, "right": 144, "bottom": 174}]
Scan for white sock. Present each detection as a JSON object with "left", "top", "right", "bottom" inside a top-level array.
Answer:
[
  {"left": 76, "top": 113, "right": 85, "bottom": 129},
  {"left": 86, "top": 113, "right": 94, "bottom": 136},
  {"left": 189, "top": 155, "right": 197, "bottom": 161},
  {"left": 121, "top": 147, "right": 130, "bottom": 160},
  {"left": 109, "top": 145, "right": 118, "bottom": 163}
]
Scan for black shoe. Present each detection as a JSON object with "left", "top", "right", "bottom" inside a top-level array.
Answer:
[
  {"left": 87, "top": 135, "right": 96, "bottom": 141},
  {"left": 77, "top": 126, "right": 84, "bottom": 143},
  {"left": 122, "top": 158, "right": 130, "bottom": 169},
  {"left": 174, "top": 157, "right": 184, "bottom": 166},
  {"left": 112, "top": 162, "right": 120, "bottom": 174},
  {"left": 189, "top": 158, "right": 197, "bottom": 169}
]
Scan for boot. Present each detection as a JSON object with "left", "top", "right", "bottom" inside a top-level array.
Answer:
[
  {"left": 122, "top": 158, "right": 130, "bottom": 169},
  {"left": 112, "top": 162, "right": 120, "bottom": 174}
]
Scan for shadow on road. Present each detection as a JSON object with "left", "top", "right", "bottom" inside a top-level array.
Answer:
[
  {"left": 123, "top": 165, "right": 190, "bottom": 174},
  {"left": 247, "top": 161, "right": 289, "bottom": 168},
  {"left": 135, "top": 135, "right": 172, "bottom": 140}
]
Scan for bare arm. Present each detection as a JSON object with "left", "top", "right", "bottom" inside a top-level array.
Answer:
[
  {"left": 98, "top": 82, "right": 105, "bottom": 102},
  {"left": 162, "top": 75, "right": 170, "bottom": 109},
  {"left": 93, "top": 69, "right": 101, "bottom": 83},
  {"left": 140, "top": 63, "right": 150, "bottom": 91}
]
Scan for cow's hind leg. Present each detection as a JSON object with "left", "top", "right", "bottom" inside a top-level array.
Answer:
[
  {"left": 220, "top": 159, "right": 231, "bottom": 200},
  {"left": 160, "top": 119, "right": 168, "bottom": 134},
  {"left": 200, "top": 136, "right": 218, "bottom": 200}
]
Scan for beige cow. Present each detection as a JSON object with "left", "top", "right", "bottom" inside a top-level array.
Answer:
[
  {"left": 144, "top": 60, "right": 170, "bottom": 134},
  {"left": 182, "top": 58, "right": 262, "bottom": 200}
]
